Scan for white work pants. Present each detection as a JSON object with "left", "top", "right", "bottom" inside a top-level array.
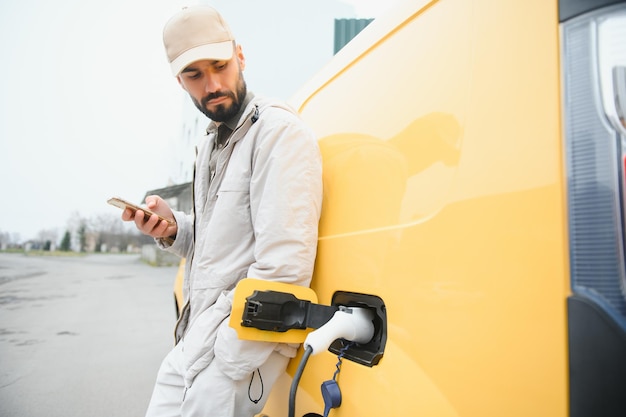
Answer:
[{"left": 145, "top": 341, "right": 289, "bottom": 417}]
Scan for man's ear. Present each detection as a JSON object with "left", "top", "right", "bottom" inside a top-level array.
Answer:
[
  {"left": 236, "top": 44, "right": 246, "bottom": 71},
  {"left": 176, "top": 75, "right": 185, "bottom": 90}
]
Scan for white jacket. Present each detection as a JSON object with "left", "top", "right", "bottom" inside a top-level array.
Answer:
[{"left": 161, "top": 95, "right": 322, "bottom": 388}]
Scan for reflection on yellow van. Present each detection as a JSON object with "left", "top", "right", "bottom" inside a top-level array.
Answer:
[{"left": 177, "top": 0, "right": 626, "bottom": 416}]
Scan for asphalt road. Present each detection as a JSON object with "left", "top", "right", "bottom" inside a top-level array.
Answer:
[{"left": 0, "top": 253, "right": 179, "bottom": 417}]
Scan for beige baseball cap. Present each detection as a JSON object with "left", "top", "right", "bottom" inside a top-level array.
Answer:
[{"left": 163, "top": 5, "right": 235, "bottom": 76}]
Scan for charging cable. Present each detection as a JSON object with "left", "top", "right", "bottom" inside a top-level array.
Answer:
[
  {"left": 287, "top": 307, "right": 375, "bottom": 417},
  {"left": 289, "top": 345, "right": 313, "bottom": 417}
]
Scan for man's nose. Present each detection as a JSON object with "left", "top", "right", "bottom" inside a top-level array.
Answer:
[{"left": 204, "top": 74, "right": 221, "bottom": 93}]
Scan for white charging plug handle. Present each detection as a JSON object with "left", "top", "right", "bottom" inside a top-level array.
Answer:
[{"left": 304, "top": 307, "right": 375, "bottom": 355}]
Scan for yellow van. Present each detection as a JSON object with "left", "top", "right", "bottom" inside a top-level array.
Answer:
[
  {"left": 258, "top": 0, "right": 626, "bottom": 416},
  {"left": 177, "top": 0, "right": 626, "bottom": 416}
]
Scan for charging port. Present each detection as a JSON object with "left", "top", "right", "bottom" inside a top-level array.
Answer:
[{"left": 329, "top": 291, "right": 387, "bottom": 367}]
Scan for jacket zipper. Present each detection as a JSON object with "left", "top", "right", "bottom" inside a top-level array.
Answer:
[{"left": 180, "top": 103, "right": 259, "bottom": 342}]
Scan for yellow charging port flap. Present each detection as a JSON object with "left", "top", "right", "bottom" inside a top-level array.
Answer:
[{"left": 229, "top": 278, "right": 318, "bottom": 343}]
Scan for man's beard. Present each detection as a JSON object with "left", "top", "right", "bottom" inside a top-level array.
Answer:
[{"left": 192, "top": 72, "right": 247, "bottom": 123}]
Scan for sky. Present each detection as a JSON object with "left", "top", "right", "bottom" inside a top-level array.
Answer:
[{"left": 0, "top": 0, "right": 398, "bottom": 243}]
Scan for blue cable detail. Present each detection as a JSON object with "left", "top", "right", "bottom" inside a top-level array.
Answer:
[{"left": 322, "top": 341, "right": 354, "bottom": 416}]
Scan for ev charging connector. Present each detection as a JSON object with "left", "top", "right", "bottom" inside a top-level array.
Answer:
[{"left": 304, "top": 306, "right": 375, "bottom": 354}]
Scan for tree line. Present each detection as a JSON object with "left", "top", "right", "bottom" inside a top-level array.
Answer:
[{"left": 0, "top": 211, "right": 153, "bottom": 253}]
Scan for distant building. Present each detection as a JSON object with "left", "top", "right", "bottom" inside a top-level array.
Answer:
[
  {"left": 144, "top": 182, "right": 192, "bottom": 214},
  {"left": 334, "top": 18, "right": 374, "bottom": 53}
]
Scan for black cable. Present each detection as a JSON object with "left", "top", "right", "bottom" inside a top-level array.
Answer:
[{"left": 288, "top": 344, "right": 314, "bottom": 417}]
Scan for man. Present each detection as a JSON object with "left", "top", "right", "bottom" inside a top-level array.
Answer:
[{"left": 122, "top": 5, "right": 322, "bottom": 416}]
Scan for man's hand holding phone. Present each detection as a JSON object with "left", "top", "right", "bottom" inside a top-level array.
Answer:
[{"left": 108, "top": 195, "right": 177, "bottom": 244}]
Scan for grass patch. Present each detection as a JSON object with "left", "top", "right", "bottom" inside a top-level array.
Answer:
[{"left": 22, "top": 250, "right": 86, "bottom": 257}]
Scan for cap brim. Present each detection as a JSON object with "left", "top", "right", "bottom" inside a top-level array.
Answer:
[{"left": 170, "top": 41, "right": 234, "bottom": 76}]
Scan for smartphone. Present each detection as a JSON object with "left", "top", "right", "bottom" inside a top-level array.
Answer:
[{"left": 107, "top": 197, "right": 175, "bottom": 225}]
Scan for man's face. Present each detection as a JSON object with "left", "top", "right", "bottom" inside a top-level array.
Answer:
[{"left": 178, "top": 45, "right": 247, "bottom": 122}]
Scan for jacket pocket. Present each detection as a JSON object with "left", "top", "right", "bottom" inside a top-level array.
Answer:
[
  {"left": 192, "top": 176, "right": 253, "bottom": 289},
  {"left": 215, "top": 179, "right": 251, "bottom": 225}
]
